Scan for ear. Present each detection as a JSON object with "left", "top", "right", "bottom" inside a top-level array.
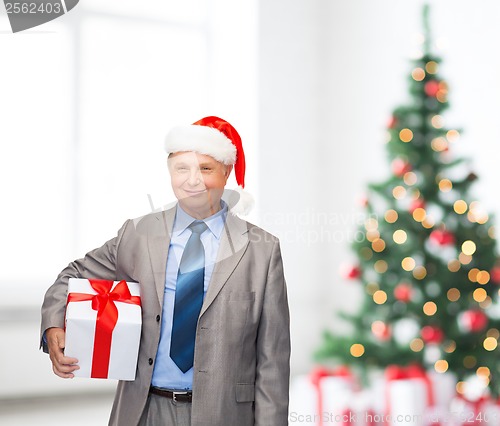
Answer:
[{"left": 225, "top": 164, "right": 233, "bottom": 180}]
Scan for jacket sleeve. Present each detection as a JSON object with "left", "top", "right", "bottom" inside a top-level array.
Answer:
[
  {"left": 39, "top": 219, "right": 131, "bottom": 352},
  {"left": 254, "top": 239, "right": 291, "bottom": 425}
]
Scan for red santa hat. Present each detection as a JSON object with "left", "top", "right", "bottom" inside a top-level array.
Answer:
[{"left": 165, "top": 116, "right": 254, "bottom": 215}]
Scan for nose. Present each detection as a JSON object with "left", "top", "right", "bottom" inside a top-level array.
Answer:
[{"left": 187, "top": 168, "right": 202, "bottom": 186}]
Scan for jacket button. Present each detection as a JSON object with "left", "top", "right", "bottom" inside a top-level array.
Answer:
[
  {"left": 156, "top": 315, "right": 160, "bottom": 322},
  {"left": 148, "top": 358, "right": 153, "bottom": 365}
]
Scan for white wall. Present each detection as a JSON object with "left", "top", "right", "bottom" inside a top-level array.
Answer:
[
  {"left": 0, "top": 0, "right": 258, "bottom": 399},
  {"left": 257, "top": 0, "right": 500, "bottom": 375},
  {"left": 2, "top": 0, "right": 500, "bottom": 401}
]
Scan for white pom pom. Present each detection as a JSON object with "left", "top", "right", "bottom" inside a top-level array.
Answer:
[{"left": 229, "top": 186, "right": 254, "bottom": 216}]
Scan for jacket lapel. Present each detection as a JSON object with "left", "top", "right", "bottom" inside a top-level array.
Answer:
[
  {"left": 147, "top": 207, "right": 176, "bottom": 305},
  {"left": 146, "top": 205, "right": 249, "bottom": 311},
  {"left": 200, "top": 213, "right": 249, "bottom": 317}
]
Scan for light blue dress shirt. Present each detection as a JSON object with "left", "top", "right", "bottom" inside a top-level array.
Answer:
[{"left": 151, "top": 202, "right": 227, "bottom": 390}]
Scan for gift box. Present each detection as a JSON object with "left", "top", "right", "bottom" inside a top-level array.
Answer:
[
  {"left": 425, "top": 371, "right": 457, "bottom": 425},
  {"left": 311, "top": 366, "right": 358, "bottom": 426},
  {"left": 65, "top": 278, "right": 142, "bottom": 380},
  {"left": 449, "top": 376, "right": 500, "bottom": 426},
  {"left": 384, "top": 365, "right": 434, "bottom": 426},
  {"left": 289, "top": 374, "right": 320, "bottom": 425},
  {"left": 450, "top": 396, "right": 499, "bottom": 426}
]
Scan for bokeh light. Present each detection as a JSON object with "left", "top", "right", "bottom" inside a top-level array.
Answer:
[
  {"left": 464, "top": 356, "right": 477, "bottom": 368},
  {"left": 393, "top": 186, "right": 407, "bottom": 199},
  {"left": 350, "top": 344, "right": 365, "bottom": 357},
  {"left": 431, "top": 115, "right": 444, "bottom": 128},
  {"left": 393, "top": 230, "right": 408, "bottom": 244},
  {"left": 399, "top": 128, "right": 414, "bottom": 143},
  {"left": 425, "top": 61, "right": 438, "bottom": 74},
  {"left": 447, "top": 260, "right": 461, "bottom": 273},
  {"left": 413, "top": 265, "right": 427, "bottom": 280},
  {"left": 372, "top": 238, "right": 386, "bottom": 253},
  {"left": 431, "top": 137, "right": 448, "bottom": 152},
  {"left": 484, "top": 337, "right": 498, "bottom": 351},
  {"left": 402, "top": 257, "right": 416, "bottom": 271},
  {"left": 439, "top": 179, "right": 452, "bottom": 192},
  {"left": 410, "top": 338, "right": 424, "bottom": 352},
  {"left": 412, "top": 68, "right": 425, "bottom": 81},
  {"left": 404, "top": 172, "right": 418, "bottom": 186},
  {"left": 385, "top": 209, "right": 398, "bottom": 223},
  {"left": 473, "top": 288, "right": 487, "bottom": 303},
  {"left": 446, "top": 129, "right": 460, "bottom": 142},
  {"left": 434, "top": 360, "right": 449, "bottom": 373},
  {"left": 477, "top": 270, "right": 491, "bottom": 285},
  {"left": 413, "top": 208, "right": 426, "bottom": 222},
  {"left": 462, "top": 240, "right": 476, "bottom": 256},
  {"left": 454, "top": 200, "right": 468, "bottom": 214},
  {"left": 423, "top": 301, "right": 437, "bottom": 316},
  {"left": 374, "top": 260, "right": 388, "bottom": 273},
  {"left": 444, "top": 340, "right": 456, "bottom": 353},
  {"left": 373, "top": 290, "right": 388, "bottom": 304},
  {"left": 447, "top": 288, "right": 460, "bottom": 302}
]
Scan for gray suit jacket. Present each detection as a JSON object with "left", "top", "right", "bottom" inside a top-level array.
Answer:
[{"left": 41, "top": 206, "right": 290, "bottom": 426}]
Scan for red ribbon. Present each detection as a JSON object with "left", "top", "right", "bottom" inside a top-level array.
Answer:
[
  {"left": 310, "top": 366, "right": 353, "bottom": 426},
  {"left": 67, "top": 279, "right": 141, "bottom": 378},
  {"left": 365, "top": 409, "right": 376, "bottom": 426},
  {"left": 385, "top": 364, "right": 434, "bottom": 420}
]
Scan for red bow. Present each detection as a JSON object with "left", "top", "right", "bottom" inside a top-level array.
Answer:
[{"left": 67, "top": 279, "right": 141, "bottom": 378}]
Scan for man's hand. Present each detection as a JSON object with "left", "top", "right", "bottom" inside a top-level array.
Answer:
[{"left": 46, "top": 327, "right": 79, "bottom": 379}]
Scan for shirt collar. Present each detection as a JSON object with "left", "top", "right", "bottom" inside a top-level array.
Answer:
[{"left": 173, "top": 200, "right": 228, "bottom": 240}]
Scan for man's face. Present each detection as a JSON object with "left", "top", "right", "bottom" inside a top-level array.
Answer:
[{"left": 168, "top": 151, "right": 232, "bottom": 218}]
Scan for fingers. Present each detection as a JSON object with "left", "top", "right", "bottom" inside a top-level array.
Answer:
[
  {"left": 50, "top": 350, "right": 80, "bottom": 378},
  {"left": 46, "top": 327, "right": 79, "bottom": 379},
  {"left": 52, "top": 362, "right": 80, "bottom": 379}
]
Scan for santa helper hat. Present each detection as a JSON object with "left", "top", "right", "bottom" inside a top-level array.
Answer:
[{"left": 165, "top": 116, "right": 254, "bottom": 215}]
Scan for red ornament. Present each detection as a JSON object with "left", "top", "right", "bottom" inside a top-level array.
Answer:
[
  {"left": 424, "top": 80, "right": 441, "bottom": 97},
  {"left": 357, "top": 194, "right": 369, "bottom": 208},
  {"left": 490, "top": 266, "right": 500, "bottom": 284},
  {"left": 388, "top": 115, "right": 398, "bottom": 129},
  {"left": 460, "top": 310, "right": 488, "bottom": 333},
  {"left": 391, "top": 158, "right": 412, "bottom": 177},
  {"left": 342, "top": 265, "right": 361, "bottom": 280},
  {"left": 421, "top": 325, "right": 444, "bottom": 344},
  {"left": 429, "top": 229, "right": 455, "bottom": 246},
  {"left": 409, "top": 199, "right": 426, "bottom": 213},
  {"left": 372, "top": 321, "right": 391, "bottom": 341},
  {"left": 394, "top": 283, "right": 413, "bottom": 303}
]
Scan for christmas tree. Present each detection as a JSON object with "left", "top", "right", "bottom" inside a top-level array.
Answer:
[{"left": 316, "top": 5, "right": 500, "bottom": 396}]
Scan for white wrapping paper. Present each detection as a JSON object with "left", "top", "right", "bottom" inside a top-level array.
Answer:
[{"left": 65, "top": 278, "right": 141, "bottom": 380}]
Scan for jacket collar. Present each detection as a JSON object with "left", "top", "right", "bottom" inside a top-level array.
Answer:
[{"left": 146, "top": 204, "right": 249, "bottom": 310}]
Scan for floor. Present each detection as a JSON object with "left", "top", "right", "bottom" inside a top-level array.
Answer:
[{"left": 0, "top": 392, "right": 115, "bottom": 426}]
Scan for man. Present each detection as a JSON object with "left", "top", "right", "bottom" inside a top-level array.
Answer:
[{"left": 40, "top": 116, "right": 291, "bottom": 426}]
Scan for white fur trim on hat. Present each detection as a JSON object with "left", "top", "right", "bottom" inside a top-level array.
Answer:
[
  {"left": 229, "top": 185, "right": 255, "bottom": 216},
  {"left": 165, "top": 125, "right": 237, "bottom": 165}
]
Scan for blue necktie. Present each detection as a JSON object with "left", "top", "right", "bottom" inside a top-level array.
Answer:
[{"left": 170, "top": 220, "right": 208, "bottom": 373}]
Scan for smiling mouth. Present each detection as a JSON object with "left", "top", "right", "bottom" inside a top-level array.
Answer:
[{"left": 184, "top": 190, "right": 206, "bottom": 195}]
